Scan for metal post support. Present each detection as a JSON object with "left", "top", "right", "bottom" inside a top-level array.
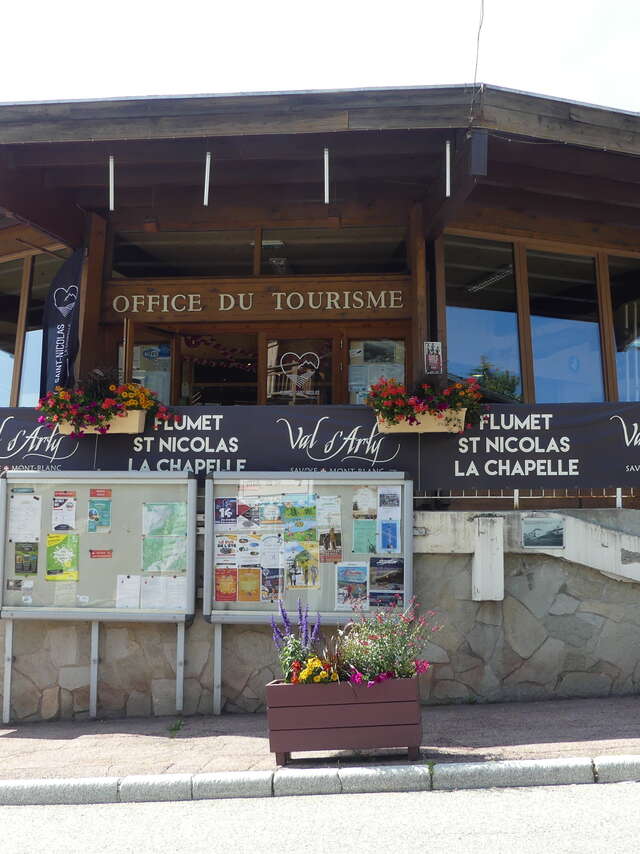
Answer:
[
  {"left": 2, "top": 619, "right": 13, "bottom": 724},
  {"left": 212, "top": 622, "right": 223, "bottom": 715},
  {"left": 176, "top": 622, "right": 185, "bottom": 714},
  {"left": 616, "top": 488, "right": 623, "bottom": 509},
  {"left": 89, "top": 621, "right": 99, "bottom": 719}
]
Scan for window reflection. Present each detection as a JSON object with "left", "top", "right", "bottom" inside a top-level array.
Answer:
[
  {"left": 609, "top": 256, "right": 640, "bottom": 402},
  {"left": 528, "top": 250, "right": 603, "bottom": 403},
  {"left": 444, "top": 235, "right": 522, "bottom": 400},
  {"left": 0, "top": 259, "right": 23, "bottom": 406}
]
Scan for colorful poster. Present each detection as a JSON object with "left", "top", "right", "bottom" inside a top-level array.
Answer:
[
  {"left": 259, "top": 498, "right": 283, "bottom": 526},
  {"left": 352, "top": 487, "right": 377, "bottom": 520},
  {"left": 236, "top": 500, "right": 261, "bottom": 529},
  {"left": 215, "top": 567, "right": 238, "bottom": 601},
  {"left": 284, "top": 541, "right": 320, "bottom": 589},
  {"left": 378, "top": 485, "right": 402, "bottom": 519},
  {"left": 142, "top": 535, "right": 186, "bottom": 574},
  {"left": 14, "top": 542, "right": 38, "bottom": 575},
  {"left": 214, "top": 532, "right": 238, "bottom": 566},
  {"left": 281, "top": 493, "right": 316, "bottom": 521},
  {"left": 369, "top": 556, "right": 404, "bottom": 591},
  {"left": 284, "top": 517, "right": 317, "bottom": 542},
  {"left": 260, "top": 532, "right": 283, "bottom": 567},
  {"left": 142, "top": 502, "right": 187, "bottom": 536},
  {"left": 370, "top": 590, "right": 402, "bottom": 608},
  {"left": 8, "top": 492, "right": 41, "bottom": 542},
  {"left": 237, "top": 533, "right": 261, "bottom": 565},
  {"left": 45, "top": 533, "right": 79, "bottom": 581},
  {"left": 52, "top": 491, "right": 76, "bottom": 531},
  {"left": 318, "top": 527, "right": 342, "bottom": 562},
  {"left": 352, "top": 519, "right": 377, "bottom": 554},
  {"left": 214, "top": 497, "right": 237, "bottom": 528},
  {"left": 317, "top": 495, "right": 341, "bottom": 528},
  {"left": 336, "top": 562, "right": 369, "bottom": 610},
  {"left": 261, "top": 567, "right": 282, "bottom": 602},
  {"left": 377, "top": 518, "right": 401, "bottom": 554},
  {"left": 238, "top": 567, "right": 261, "bottom": 602},
  {"left": 88, "top": 498, "right": 112, "bottom": 533}
]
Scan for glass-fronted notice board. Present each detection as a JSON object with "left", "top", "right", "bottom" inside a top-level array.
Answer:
[
  {"left": 204, "top": 472, "right": 413, "bottom": 623},
  {"left": 0, "top": 471, "right": 197, "bottom": 621}
]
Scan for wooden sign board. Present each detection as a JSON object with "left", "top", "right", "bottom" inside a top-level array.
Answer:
[{"left": 102, "top": 276, "right": 411, "bottom": 323}]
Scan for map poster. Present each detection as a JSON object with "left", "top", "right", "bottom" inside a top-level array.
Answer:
[
  {"left": 14, "top": 542, "right": 38, "bottom": 575},
  {"left": 215, "top": 567, "right": 238, "bottom": 601},
  {"left": 352, "top": 519, "right": 377, "bottom": 554},
  {"left": 142, "top": 535, "right": 186, "bottom": 574},
  {"left": 88, "top": 498, "right": 112, "bottom": 533},
  {"left": 336, "top": 562, "right": 369, "bottom": 610},
  {"left": 214, "top": 497, "right": 237, "bottom": 528},
  {"left": 238, "top": 567, "right": 261, "bottom": 602},
  {"left": 142, "top": 502, "right": 188, "bottom": 537},
  {"left": 45, "top": 533, "right": 80, "bottom": 581}
]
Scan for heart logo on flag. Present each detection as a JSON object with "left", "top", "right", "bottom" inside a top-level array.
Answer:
[
  {"left": 53, "top": 285, "right": 79, "bottom": 318},
  {"left": 279, "top": 352, "right": 320, "bottom": 388}
]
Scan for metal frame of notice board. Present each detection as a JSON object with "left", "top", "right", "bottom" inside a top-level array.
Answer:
[
  {"left": 0, "top": 471, "right": 197, "bottom": 723},
  {"left": 203, "top": 471, "right": 413, "bottom": 714}
]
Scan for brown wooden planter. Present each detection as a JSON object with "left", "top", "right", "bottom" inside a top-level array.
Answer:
[{"left": 266, "top": 677, "right": 422, "bottom": 766}]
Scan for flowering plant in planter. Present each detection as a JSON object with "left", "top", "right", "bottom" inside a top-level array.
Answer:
[
  {"left": 271, "top": 598, "right": 438, "bottom": 686},
  {"left": 366, "top": 376, "right": 483, "bottom": 432},
  {"left": 36, "top": 370, "right": 176, "bottom": 436}
]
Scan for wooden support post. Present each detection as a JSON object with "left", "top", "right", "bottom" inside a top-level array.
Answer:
[
  {"left": 9, "top": 256, "right": 34, "bottom": 406},
  {"left": 122, "top": 317, "right": 134, "bottom": 382},
  {"left": 77, "top": 213, "right": 107, "bottom": 377},
  {"left": 3, "top": 619, "right": 13, "bottom": 724},
  {"left": 513, "top": 242, "right": 535, "bottom": 403},
  {"left": 90, "top": 621, "right": 99, "bottom": 719},
  {"left": 176, "top": 622, "right": 185, "bottom": 714},
  {"left": 212, "top": 622, "right": 223, "bottom": 715},
  {"left": 409, "top": 203, "right": 428, "bottom": 385},
  {"left": 596, "top": 250, "right": 618, "bottom": 401}
]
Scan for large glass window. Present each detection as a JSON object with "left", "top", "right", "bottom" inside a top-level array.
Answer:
[
  {"left": 609, "top": 256, "right": 640, "bottom": 402},
  {"left": 260, "top": 227, "right": 407, "bottom": 275},
  {"left": 444, "top": 235, "right": 522, "bottom": 400},
  {"left": 0, "top": 259, "right": 22, "bottom": 406},
  {"left": 348, "top": 339, "right": 405, "bottom": 404},
  {"left": 181, "top": 333, "right": 257, "bottom": 405},
  {"left": 528, "top": 250, "right": 603, "bottom": 403},
  {"left": 266, "top": 338, "right": 332, "bottom": 405},
  {"left": 112, "top": 231, "right": 255, "bottom": 278}
]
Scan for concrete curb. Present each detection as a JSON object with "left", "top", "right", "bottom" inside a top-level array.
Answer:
[{"left": 0, "top": 754, "right": 638, "bottom": 805}]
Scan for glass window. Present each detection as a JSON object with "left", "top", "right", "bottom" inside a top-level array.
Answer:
[
  {"left": 180, "top": 333, "right": 257, "bottom": 405},
  {"left": 609, "top": 256, "right": 640, "bottom": 402},
  {"left": 444, "top": 236, "right": 522, "bottom": 400},
  {"left": 528, "top": 250, "right": 603, "bottom": 403},
  {"left": 19, "top": 252, "right": 72, "bottom": 407},
  {"left": 0, "top": 258, "right": 22, "bottom": 406},
  {"left": 348, "top": 339, "right": 405, "bottom": 404},
  {"left": 112, "top": 231, "right": 254, "bottom": 278},
  {"left": 118, "top": 342, "right": 172, "bottom": 404},
  {"left": 260, "top": 227, "right": 407, "bottom": 275},
  {"left": 266, "top": 338, "right": 332, "bottom": 405}
]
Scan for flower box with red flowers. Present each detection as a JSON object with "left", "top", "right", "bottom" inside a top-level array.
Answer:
[{"left": 366, "top": 377, "right": 483, "bottom": 434}]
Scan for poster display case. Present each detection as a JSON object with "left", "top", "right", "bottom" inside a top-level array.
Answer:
[{"left": 0, "top": 470, "right": 196, "bottom": 723}]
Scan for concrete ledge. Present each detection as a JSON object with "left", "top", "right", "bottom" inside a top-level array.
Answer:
[
  {"left": 339, "top": 765, "right": 431, "bottom": 794},
  {"left": 433, "top": 758, "right": 595, "bottom": 791},
  {"left": 0, "top": 777, "right": 119, "bottom": 806},
  {"left": 274, "top": 768, "right": 341, "bottom": 797},
  {"left": 192, "top": 770, "right": 273, "bottom": 800},
  {"left": 118, "top": 773, "right": 192, "bottom": 803},
  {"left": 594, "top": 755, "right": 640, "bottom": 783}
]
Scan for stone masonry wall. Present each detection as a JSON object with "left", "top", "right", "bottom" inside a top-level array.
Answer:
[{"left": 2, "top": 554, "right": 640, "bottom": 720}]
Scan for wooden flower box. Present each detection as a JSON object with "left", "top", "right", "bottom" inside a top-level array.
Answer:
[
  {"left": 376, "top": 408, "right": 466, "bottom": 434},
  {"left": 57, "top": 409, "right": 147, "bottom": 435},
  {"left": 265, "top": 677, "right": 422, "bottom": 766}
]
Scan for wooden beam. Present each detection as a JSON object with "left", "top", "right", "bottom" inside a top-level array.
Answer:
[
  {"left": 0, "top": 172, "right": 85, "bottom": 248},
  {"left": 595, "top": 251, "right": 619, "bottom": 401},
  {"left": 9, "top": 256, "right": 34, "bottom": 407},
  {"left": 423, "top": 133, "right": 481, "bottom": 239},
  {"left": 76, "top": 213, "right": 107, "bottom": 376},
  {"left": 409, "top": 203, "right": 428, "bottom": 385},
  {"left": 433, "top": 236, "right": 447, "bottom": 369},
  {"left": 513, "top": 242, "right": 535, "bottom": 403}
]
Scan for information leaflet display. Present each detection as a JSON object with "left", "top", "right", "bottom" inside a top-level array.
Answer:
[
  {"left": 0, "top": 471, "right": 196, "bottom": 620},
  {"left": 204, "top": 472, "right": 413, "bottom": 622}
]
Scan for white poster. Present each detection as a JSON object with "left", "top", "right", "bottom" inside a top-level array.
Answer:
[
  {"left": 378, "top": 485, "right": 402, "bottom": 520},
  {"left": 317, "top": 495, "right": 341, "bottom": 528},
  {"left": 116, "top": 574, "right": 141, "bottom": 609},
  {"left": 52, "top": 491, "right": 77, "bottom": 531},
  {"left": 8, "top": 493, "right": 41, "bottom": 542}
]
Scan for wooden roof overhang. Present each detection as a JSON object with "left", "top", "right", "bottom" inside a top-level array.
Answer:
[{"left": 1, "top": 84, "right": 640, "bottom": 250}]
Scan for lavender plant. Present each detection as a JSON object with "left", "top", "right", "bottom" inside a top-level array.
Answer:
[{"left": 271, "top": 599, "right": 321, "bottom": 682}]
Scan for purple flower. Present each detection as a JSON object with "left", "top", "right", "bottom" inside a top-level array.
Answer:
[
  {"left": 310, "top": 611, "right": 321, "bottom": 644},
  {"left": 278, "top": 599, "right": 291, "bottom": 635},
  {"left": 271, "top": 616, "right": 284, "bottom": 650},
  {"left": 349, "top": 668, "right": 364, "bottom": 685}
]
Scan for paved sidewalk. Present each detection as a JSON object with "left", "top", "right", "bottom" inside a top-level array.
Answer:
[{"left": 0, "top": 695, "right": 639, "bottom": 780}]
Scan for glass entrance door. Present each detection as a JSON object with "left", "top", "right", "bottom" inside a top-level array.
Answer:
[{"left": 266, "top": 337, "right": 333, "bottom": 405}]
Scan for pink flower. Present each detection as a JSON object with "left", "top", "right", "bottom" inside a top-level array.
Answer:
[
  {"left": 414, "top": 660, "right": 430, "bottom": 674},
  {"left": 349, "top": 669, "right": 364, "bottom": 685}
]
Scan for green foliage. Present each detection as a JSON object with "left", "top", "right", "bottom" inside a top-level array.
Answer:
[{"left": 472, "top": 356, "right": 521, "bottom": 401}]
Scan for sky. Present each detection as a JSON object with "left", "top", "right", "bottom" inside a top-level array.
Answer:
[{"left": 1, "top": 0, "right": 639, "bottom": 113}]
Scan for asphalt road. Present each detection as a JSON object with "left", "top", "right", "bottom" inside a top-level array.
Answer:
[{"left": 2, "top": 784, "right": 640, "bottom": 854}]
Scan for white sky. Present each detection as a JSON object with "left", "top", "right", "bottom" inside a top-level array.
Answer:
[{"left": 2, "top": 0, "right": 639, "bottom": 113}]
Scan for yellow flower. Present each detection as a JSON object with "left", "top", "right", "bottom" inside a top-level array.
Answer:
[
  {"left": 313, "top": 675, "right": 321, "bottom": 682},
  {"left": 331, "top": 671, "right": 338, "bottom": 681},
  {"left": 109, "top": 385, "right": 116, "bottom": 391}
]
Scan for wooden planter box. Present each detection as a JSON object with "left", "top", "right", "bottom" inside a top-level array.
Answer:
[
  {"left": 266, "top": 677, "right": 422, "bottom": 766},
  {"left": 57, "top": 409, "right": 146, "bottom": 435},
  {"left": 376, "top": 409, "right": 466, "bottom": 434}
]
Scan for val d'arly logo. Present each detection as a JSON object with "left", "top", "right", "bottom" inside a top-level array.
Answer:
[{"left": 610, "top": 414, "right": 640, "bottom": 447}]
